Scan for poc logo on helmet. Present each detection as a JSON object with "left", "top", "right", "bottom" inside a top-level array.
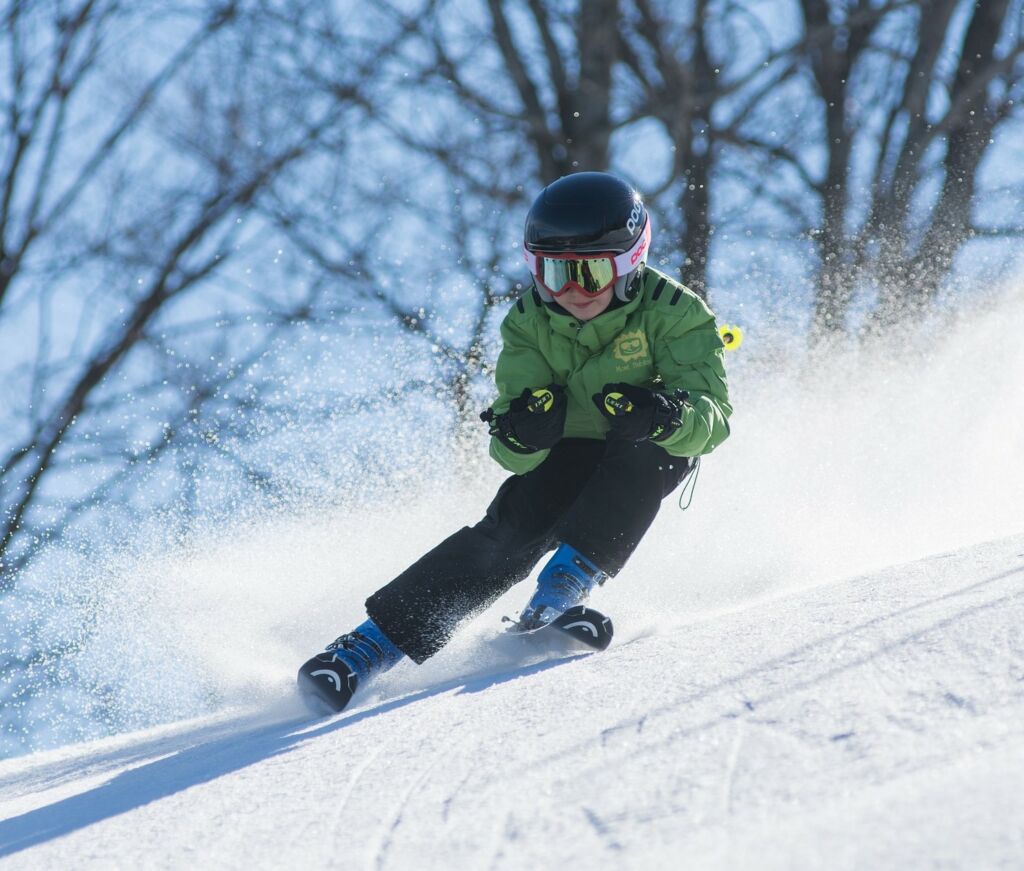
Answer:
[
  {"left": 626, "top": 200, "right": 644, "bottom": 235},
  {"left": 630, "top": 237, "right": 648, "bottom": 265}
]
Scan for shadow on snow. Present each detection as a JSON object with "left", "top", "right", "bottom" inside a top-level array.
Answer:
[{"left": 0, "top": 653, "right": 586, "bottom": 858}]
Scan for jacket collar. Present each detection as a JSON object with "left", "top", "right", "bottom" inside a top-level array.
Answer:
[{"left": 544, "top": 286, "right": 645, "bottom": 351}]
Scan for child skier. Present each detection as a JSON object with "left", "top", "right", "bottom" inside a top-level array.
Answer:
[{"left": 297, "top": 171, "right": 732, "bottom": 712}]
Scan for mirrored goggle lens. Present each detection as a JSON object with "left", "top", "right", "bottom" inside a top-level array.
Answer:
[{"left": 539, "top": 256, "right": 616, "bottom": 296}]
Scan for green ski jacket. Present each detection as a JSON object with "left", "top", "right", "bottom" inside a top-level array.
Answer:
[{"left": 488, "top": 267, "right": 732, "bottom": 475}]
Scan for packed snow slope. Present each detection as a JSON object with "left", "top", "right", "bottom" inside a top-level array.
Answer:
[
  {"left": 2, "top": 287, "right": 1023, "bottom": 867},
  {"left": 1, "top": 531, "right": 1022, "bottom": 870}
]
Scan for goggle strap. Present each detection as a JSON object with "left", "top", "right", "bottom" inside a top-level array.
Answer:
[{"left": 612, "top": 218, "right": 651, "bottom": 273}]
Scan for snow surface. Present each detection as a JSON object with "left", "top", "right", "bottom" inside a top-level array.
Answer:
[{"left": 1, "top": 532, "right": 1022, "bottom": 870}]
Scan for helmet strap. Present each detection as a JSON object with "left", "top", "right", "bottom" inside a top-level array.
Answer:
[{"left": 614, "top": 265, "right": 646, "bottom": 302}]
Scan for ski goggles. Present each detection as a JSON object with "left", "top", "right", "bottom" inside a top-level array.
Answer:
[{"left": 524, "top": 218, "right": 651, "bottom": 298}]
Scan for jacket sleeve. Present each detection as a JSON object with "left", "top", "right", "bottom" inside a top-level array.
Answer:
[
  {"left": 652, "top": 298, "right": 732, "bottom": 457},
  {"left": 487, "top": 310, "right": 557, "bottom": 475}
]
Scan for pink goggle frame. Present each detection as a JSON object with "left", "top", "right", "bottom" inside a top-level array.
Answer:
[{"left": 523, "top": 218, "right": 651, "bottom": 298}]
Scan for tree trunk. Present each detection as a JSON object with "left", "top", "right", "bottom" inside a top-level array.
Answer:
[
  {"left": 566, "top": 0, "right": 618, "bottom": 173},
  {"left": 678, "top": 4, "right": 713, "bottom": 298}
]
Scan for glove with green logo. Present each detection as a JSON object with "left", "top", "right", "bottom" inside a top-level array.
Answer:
[
  {"left": 592, "top": 382, "right": 688, "bottom": 443},
  {"left": 481, "top": 384, "right": 567, "bottom": 454}
]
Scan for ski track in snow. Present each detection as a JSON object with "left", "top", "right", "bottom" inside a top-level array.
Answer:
[{"left": 1, "top": 533, "right": 1023, "bottom": 869}]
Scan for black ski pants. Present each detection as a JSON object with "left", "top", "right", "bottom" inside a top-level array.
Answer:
[{"left": 365, "top": 438, "right": 693, "bottom": 663}]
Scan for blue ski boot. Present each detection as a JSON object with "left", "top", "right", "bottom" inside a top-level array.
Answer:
[
  {"left": 297, "top": 617, "right": 404, "bottom": 714},
  {"left": 516, "top": 542, "right": 609, "bottom": 631}
]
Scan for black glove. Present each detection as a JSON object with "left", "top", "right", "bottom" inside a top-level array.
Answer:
[
  {"left": 481, "top": 384, "right": 567, "bottom": 454},
  {"left": 592, "top": 382, "right": 688, "bottom": 442}
]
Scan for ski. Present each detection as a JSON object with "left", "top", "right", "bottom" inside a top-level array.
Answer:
[{"left": 502, "top": 605, "right": 614, "bottom": 652}]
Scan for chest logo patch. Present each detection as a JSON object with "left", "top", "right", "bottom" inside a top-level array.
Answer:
[{"left": 612, "top": 330, "right": 650, "bottom": 364}]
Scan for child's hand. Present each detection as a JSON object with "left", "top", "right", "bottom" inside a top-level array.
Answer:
[
  {"left": 481, "top": 385, "right": 567, "bottom": 453},
  {"left": 592, "top": 383, "right": 688, "bottom": 442}
]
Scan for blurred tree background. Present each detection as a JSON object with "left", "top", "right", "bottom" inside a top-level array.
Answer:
[{"left": 2, "top": 0, "right": 1023, "bottom": 751}]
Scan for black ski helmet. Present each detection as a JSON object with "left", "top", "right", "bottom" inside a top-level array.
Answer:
[{"left": 524, "top": 172, "right": 651, "bottom": 303}]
